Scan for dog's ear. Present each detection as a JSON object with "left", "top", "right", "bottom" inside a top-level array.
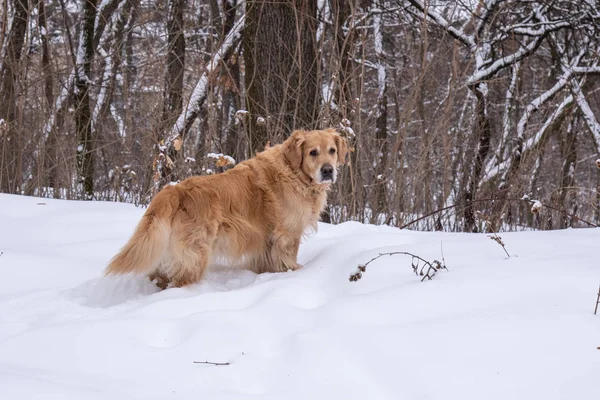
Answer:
[
  {"left": 334, "top": 133, "right": 348, "bottom": 164},
  {"left": 284, "top": 130, "right": 306, "bottom": 168}
]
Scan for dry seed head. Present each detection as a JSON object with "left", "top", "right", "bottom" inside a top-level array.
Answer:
[{"left": 531, "top": 200, "right": 542, "bottom": 214}]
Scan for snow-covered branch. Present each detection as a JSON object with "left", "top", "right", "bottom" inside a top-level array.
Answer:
[
  {"left": 467, "top": 33, "right": 544, "bottom": 86},
  {"left": 572, "top": 66, "right": 600, "bottom": 74},
  {"left": 405, "top": 0, "right": 475, "bottom": 49},
  {"left": 503, "top": 19, "right": 571, "bottom": 36},
  {"left": 475, "top": 0, "right": 506, "bottom": 37},
  {"left": 570, "top": 79, "right": 600, "bottom": 150},
  {"left": 484, "top": 94, "right": 574, "bottom": 185},
  {"left": 165, "top": 11, "right": 246, "bottom": 150}
]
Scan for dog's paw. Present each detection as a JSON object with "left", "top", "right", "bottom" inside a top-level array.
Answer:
[
  {"left": 148, "top": 271, "right": 170, "bottom": 290},
  {"left": 287, "top": 263, "right": 304, "bottom": 272}
]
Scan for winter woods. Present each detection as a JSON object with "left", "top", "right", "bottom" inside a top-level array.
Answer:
[{"left": 0, "top": 0, "right": 599, "bottom": 231}]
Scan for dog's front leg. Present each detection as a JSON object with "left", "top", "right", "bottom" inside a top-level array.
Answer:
[{"left": 270, "top": 230, "right": 303, "bottom": 272}]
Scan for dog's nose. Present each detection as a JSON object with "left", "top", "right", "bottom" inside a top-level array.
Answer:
[{"left": 321, "top": 164, "right": 334, "bottom": 178}]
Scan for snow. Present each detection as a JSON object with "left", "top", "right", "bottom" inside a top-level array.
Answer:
[
  {"left": 234, "top": 109, "right": 249, "bottom": 122},
  {"left": 207, "top": 153, "right": 236, "bottom": 165},
  {"left": 0, "top": 193, "right": 599, "bottom": 399}
]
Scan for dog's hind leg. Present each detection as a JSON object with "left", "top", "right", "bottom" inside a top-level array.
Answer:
[
  {"left": 169, "top": 248, "right": 210, "bottom": 288},
  {"left": 148, "top": 269, "right": 170, "bottom": 290},
  {"left": 168, "top": 222, "right": 218, "bottom": 288}
]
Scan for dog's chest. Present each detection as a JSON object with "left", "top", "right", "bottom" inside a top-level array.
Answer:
[{"left": 281, "top": 189, "right": 326, "bottom": 232}]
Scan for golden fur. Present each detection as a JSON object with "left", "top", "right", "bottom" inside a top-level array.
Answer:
[{"left": 105, "top": 128, "right": 348, "bottom": 289}]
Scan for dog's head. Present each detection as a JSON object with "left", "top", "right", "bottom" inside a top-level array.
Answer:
[{"left": 284, "top": 128, "right": 348, "bottom": 184}]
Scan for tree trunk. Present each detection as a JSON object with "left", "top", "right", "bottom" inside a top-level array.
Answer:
[
  {"left": 0, "top": 0, "right": 28, "bottom": 193},
  {"left": 558, "top": 114, "right": 577, "bottom": 228},
  {"left": 221, "top": 0, "right": 241, "bottom": 160},
  {"left": 330, "top": 0, "right": 356, "bottom": 119},
  {"left": 463, "top": 85, "right": 491, "bottom": 232},
  {"left": 373, "top": 8, "right": 388, "bottom": 218},
  {"left": 162, "top": 0, "right": 186, "bottom": 131},
  {"left": 244, "top": 0, "right": 318, "bottom": 153},
  {"left": 74, "top": 0, "right": 97, "bottom": 199},
  {"left": 39, "top": 0, "right": 58, "bottom": 192},
  {"left": 38, "top": 0, "right": 53, "bottom": 108}
]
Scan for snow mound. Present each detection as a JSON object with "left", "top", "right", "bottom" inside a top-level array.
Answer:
[{"left": 0, "top": 194, "right": 598, "bottom": 399}]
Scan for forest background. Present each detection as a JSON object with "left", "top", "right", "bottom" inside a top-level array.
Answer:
[{"left": 1, "top": 0, "right": 600, "bottom": 232}]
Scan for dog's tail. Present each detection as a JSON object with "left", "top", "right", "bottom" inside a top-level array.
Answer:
[{"left": 105, "top": 187, "right": 179, "bottom": 276}]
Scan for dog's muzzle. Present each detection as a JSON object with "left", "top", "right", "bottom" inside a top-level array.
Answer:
[{"left": 319, "top": 164, "right": 334, "bottom": 183}]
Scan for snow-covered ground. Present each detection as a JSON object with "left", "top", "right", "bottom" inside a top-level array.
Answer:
[{"left": 0, "top": 193, "right": 598, "bottom": 399}]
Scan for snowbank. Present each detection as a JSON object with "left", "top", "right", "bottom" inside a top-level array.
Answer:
[{"left": 0, "top": 194, "right": 598, "bottom": 399}]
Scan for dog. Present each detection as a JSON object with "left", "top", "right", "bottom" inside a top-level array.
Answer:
[{"left": 105, "top": 128, "right": 348, "bottom": 289}]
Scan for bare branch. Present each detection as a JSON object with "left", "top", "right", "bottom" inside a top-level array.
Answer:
[
  {"left": 349, "top": 250, "right": 448, "bottom": 283},
  {"left": 165, "top": 11, "right": 246, "bottom": 149},
  {"left": 405, "top": 0, "right": 475, "bottom": 49}
]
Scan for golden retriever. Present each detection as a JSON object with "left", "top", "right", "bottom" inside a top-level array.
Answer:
[{"left": 105, "top": 128, "right": 348, "bottom": 289}]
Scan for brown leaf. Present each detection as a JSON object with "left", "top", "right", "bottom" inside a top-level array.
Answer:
[
  {"left": 173, "top": 137, "right": 183, "bottom": 151},
  {"left": 166, "top": 155, "right": 175, "bottom": 169}
]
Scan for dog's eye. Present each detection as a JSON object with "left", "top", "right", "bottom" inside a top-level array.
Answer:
[
  {"left": 329, "top": 148, "right": 336, "bottom": 155},
  {"left": 309, "top": 149, "right": 318, "bottom": 157}
]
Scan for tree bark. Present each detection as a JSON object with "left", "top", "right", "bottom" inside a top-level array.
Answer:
[
  {"left": 244, "top": 0, "right": 319, "bottom": 154},
  {"left": 558, "top": 114, "right": 577, "bottom": 228},
  {"left": 0, "top": 0, "right": 28, "bottom": 193},
  {"left": 74, "top": 0, "right": 97, "bottom": 199},
  {"left": 373, "top": 8, "right": 388, "bottom": 217},
  {"left": 462, "top": 85, "right": 491, "bottom": 232},
  {"left": 162, "top": 0, "right": 186, "bottom": 131}
]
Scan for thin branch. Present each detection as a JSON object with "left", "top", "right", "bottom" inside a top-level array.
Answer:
[
  {"left": 405, "top": 0, "right": 475, "bottom": 49},
  {"left": 399, "top": 197, "right": 598, "bottom": 230},
  {"left": 349, "top": 250, "right": 448, "bottom": 283},
  {"left": 595, "top": 284, "right": 600, "bottom": 315},
  {"left": 594, "top": 284, "right": 600, "bottom": 315},
  {"left": 193, "top": 361, "right": 230, "bottom": 366}
]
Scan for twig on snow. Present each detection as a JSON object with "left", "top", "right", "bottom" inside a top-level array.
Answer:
[
  {"left": 594, "top": 284, "right": 600, "bottom": 315},
  {"left": 193, "top": 361, "right": 230, "bottom": 366},
  {"left": 349, "top": 249, "right": 448, "bottom": 283},
  {"left": 475, "top": 210, "right": 510, "bottom": 257}
]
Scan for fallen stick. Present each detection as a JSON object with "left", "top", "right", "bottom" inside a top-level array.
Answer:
[
  {"left": 595, "top": 284, "right": 600, "bottom": 315},
  {"left": 193, "top": 361, "right": 230, "bottom": 366}
]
